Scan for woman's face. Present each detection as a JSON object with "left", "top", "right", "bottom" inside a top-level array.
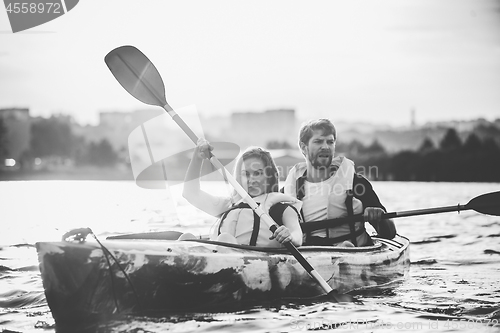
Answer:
[{"left": 240, "top": 157, "right": 268, "bottom": 197}]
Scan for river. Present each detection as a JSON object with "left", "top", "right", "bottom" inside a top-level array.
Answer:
[{"left": 0, "top": 180, "right": 499, "bottom": 332}]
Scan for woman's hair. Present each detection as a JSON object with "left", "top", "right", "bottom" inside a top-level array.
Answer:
[{"left": 233, "top": 146, "right": 280, "bottom": 196}]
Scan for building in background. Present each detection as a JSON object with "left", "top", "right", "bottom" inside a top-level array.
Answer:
[
  {"left": 69, "top": 108, "right": 299, "bottom": 154},
  {"left": 73, "top": 108, "right": 164, "bottom": 153},
  {"left": 228, "top": 108, "right": 298, "bottom": 149}
]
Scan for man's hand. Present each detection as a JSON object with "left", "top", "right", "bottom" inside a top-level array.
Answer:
[
  {"left": 364, "top": 207, "right": 397, "bottom": 239},
  {"left": 363, "top": 207, "right": 385, "bottom": 223}
]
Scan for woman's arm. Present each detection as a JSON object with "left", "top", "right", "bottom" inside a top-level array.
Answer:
[
  {"left": 182, "top": 139, "right": 230, "bottom": 217},
  {"left": 272, "top": 206, "right": 303, "bottom": 247}
]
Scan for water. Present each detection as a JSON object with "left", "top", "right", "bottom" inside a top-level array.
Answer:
[{"left": 1, "top": 181, "right": 499, "bottom": 332}]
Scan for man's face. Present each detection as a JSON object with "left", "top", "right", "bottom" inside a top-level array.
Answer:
[{"left": 301, "top": 129, "right": 336, "bottom": 169}]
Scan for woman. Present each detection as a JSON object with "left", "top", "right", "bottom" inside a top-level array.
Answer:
[{"left": 182, "top": 139, "right": 303, "bottom": 247}]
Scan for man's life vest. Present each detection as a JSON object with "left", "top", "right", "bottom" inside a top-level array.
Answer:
[
  {"left": 283, "top": 157, "right": 371, "bottom": 246},
  {"left": 216, "top": 193, "right": 302, "bottom": 247}
]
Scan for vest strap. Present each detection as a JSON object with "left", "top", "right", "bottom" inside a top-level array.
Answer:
[
  {"left": 219, "top": 201, "right": 289, "bottom": 246},
  {"left": 345, "top": 189, "right": 358, "bottom": 246},
  {"left": 249, "top": 209, "right": 260, "bottom": 246},
  {"left": 219, "top": 202, "right": 251, "bottom": 236},
  {"left": 296, "top": 173, "right": 307, "bottom": 201}
]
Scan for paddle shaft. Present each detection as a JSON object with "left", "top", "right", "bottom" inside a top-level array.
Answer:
[
  {"left": 302, "top": 203, "right": 472, "bottom": 232},
  {"left": 161, "top": 103, "right": 333, "bottom": 295},
  {"left": 385, "top": 204, "right": 469, "bottom": 219}
]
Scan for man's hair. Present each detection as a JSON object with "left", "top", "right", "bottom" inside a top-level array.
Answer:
[
  {"left": 298, "top": 118, "right": 337, "bottom": 146},
  {"left": 233, "top": 146, "right": 280, "bottom": 193}
]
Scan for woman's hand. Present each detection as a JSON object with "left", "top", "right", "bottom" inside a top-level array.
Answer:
[
  {"left": 269, "top": 225, "right": 293, "bottom": 244},
  {"left": 196, "top": 138, "right": 213, "bottom": 159},
  {"left": 183, "top": 137, "right": 230, "bottom": 217}
]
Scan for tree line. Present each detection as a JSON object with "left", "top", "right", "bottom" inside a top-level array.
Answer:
[
  {"left": 18, "top": 116, "right": 119, "bottom": 168},
  {"left": 3, "top": 115, "right": 499, "bottom": 181},
  {"left": 0, "top": 118, "right": 8, "bottom": 161},
  {"left": 348, "top": 128, "right": 500, "bottom": 182}
]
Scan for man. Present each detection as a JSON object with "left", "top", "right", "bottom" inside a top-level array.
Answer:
[{"left": 282, "top": 118, "right": 396, "bottom": 247}]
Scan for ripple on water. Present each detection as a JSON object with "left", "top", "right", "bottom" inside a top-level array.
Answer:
[
  {"left": 411, "top": 258, "right": 438, "bottom": 265},
  {"left": 0, "top": 290, "right": 46, "bottom": 308}
]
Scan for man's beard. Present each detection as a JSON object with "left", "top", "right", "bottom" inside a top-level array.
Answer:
[{"left": 309, "top": 150, "right": 333, "bottom": 169}]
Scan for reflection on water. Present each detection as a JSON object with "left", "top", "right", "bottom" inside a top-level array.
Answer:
[{"left": 0, "top": 181, "right": 499, "bottom": 332}]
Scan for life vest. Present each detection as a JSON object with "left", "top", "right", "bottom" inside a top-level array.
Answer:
[
  {"left": 283, "top": 157, "right": 369, "bottom": 246},
  {"left": 216, "top": 194, "right": 301, "bottom": 247}
]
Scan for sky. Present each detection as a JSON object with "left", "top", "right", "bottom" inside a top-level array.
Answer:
[{"left": 1, "top": 0, "right": 499, "bottom": 126}]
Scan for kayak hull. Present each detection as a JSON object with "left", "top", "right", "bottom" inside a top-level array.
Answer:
[{"left": 36, "top": 235, "right": 410, "bottom": 325}]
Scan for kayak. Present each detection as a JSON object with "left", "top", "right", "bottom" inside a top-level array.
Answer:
[{"left": 36, "top": 233, "right": 410, "bottom": 326}]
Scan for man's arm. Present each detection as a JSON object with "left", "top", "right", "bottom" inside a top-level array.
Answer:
[{"left": 353, "top": 174, "right": 396, "bottom": 239}]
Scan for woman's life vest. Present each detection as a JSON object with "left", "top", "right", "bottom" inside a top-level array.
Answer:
[
  {"left": 214, "top": 193, "right": 301, "bottom": 247},
  {"left": 283, "top": 156, "right": 371, "bottom": 246}
]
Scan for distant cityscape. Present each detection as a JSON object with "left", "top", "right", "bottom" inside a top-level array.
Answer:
[{"left": 1, "top": 106, "right": 499, "bottom": 182}]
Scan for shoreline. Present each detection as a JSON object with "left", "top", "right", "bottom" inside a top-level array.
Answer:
[
  {"left": 0, "top": 167, "right": 134, "bottom": 181},
  {"left": 1, "top": 167, "right": 499, "bottom": 183}
]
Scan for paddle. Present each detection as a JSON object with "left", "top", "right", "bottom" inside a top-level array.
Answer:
[
  {"left": 107, "top": 231, "right": 183, "bottom": 240},
  {"left": 104, "top": 45, "right": 351, "bottom": 302},
  {"left": 301, "top": 191, "right": 500, "bottom": 233}
]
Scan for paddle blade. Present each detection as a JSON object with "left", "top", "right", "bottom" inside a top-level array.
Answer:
[
  {"left": 327, "top": 290, "right": 355, "bottom": 303},
  {"left": 107, "top": 231, "right": 183, "bottom": 240},
  {"left": 466, "top": 191, "right": 500, "bottom": 216},
  {"left": 105, "top": 45, "right": 167, "bottom": 107}
]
